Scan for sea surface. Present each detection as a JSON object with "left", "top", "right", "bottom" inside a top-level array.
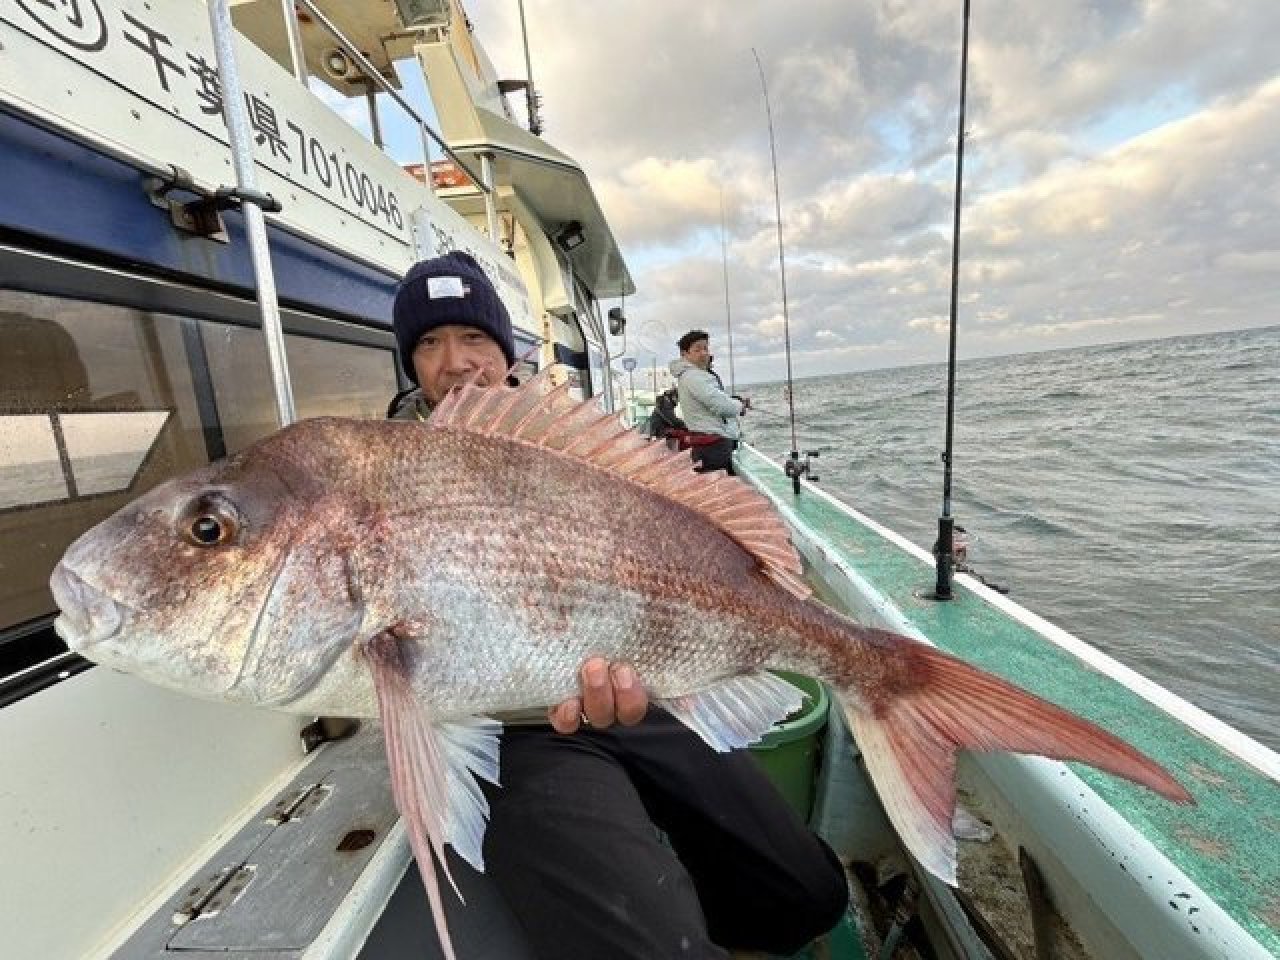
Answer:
[{"left": 742, "top": 324, "right": 1279, "bottom": 752}]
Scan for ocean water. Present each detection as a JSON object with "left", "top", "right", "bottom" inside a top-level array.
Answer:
[{"left": 742, "top": 325, "right": 1280, "bottom": 751}]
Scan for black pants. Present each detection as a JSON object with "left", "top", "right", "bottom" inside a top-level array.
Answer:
[
  {"left": 691, "top": 437, "right": 738, "bottom": 475},
  {"left": 484, "top": 710, "right": 846, "bottom": 959}
]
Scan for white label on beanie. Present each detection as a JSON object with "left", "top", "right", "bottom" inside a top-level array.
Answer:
[{"left": 428, "top": 276, "right": 466, "bottom": 299}]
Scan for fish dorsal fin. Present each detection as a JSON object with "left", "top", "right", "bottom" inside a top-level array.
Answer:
[{"left": 428, "top": 371, "right": 807, "bottom": 596}]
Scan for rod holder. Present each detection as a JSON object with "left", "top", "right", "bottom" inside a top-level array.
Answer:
[
  {"left": 783, "top": 450, "right": 820, "bottom": 494},
  {"left": 932, "top": 514, "right": 955, "bottom": 601}
]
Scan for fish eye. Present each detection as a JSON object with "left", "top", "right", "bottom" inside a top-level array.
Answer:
[
  {"left": 180, "top": 496, "right": 240, "bottom": 548},
  {"left": 190, "top": 515, "right": 225, "bottom": 545}
]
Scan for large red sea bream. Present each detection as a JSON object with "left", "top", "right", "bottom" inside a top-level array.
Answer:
[{"left": 50, "top": 372, "right": 1191, "bottom": 959}]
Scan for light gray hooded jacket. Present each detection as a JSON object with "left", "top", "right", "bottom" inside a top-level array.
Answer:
[{"left": 669, "top": 358, "right": 742, "bottom": 440}]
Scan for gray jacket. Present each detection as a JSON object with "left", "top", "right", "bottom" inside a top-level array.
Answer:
[
  {"left": 669, "top": 358, "right": 742, "bottom": 440},
  {"left": 388, "top": 387, "right": 432, "bottom": 422}
]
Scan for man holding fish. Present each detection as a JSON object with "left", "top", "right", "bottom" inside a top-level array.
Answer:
[
  {"left": 49, "top": 251, "right": 1189, "bottom": 960},
  {"left": 386, "top": 251, "right": 850, "bottom": 958}
]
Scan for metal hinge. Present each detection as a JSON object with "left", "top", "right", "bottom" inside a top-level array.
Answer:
[
  {"left": 143, "top": 165, "right": 283, "bottom": 242},
  {"left": 265, "top": 782, "right": 333, "bottom": 825},
  {"left": 172, "top": 864, "right": 256, "bottom": 926}
]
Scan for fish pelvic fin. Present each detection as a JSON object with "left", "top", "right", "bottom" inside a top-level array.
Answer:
[
  {"left": 365, "top": 631, "right": 503, "bottom": 960},
  {"left": 428, "top": 369, "right": 809, "bottom": 598},
  {"left": 834, "top": 628, "right": 1193, "bottom": 885}
]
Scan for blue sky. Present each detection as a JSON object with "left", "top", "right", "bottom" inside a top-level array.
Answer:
[{"left": 332, "top": 1, "right": 1280, "bottom": 385}]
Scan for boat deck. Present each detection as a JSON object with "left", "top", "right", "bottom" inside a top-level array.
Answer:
[{"left": 736, "top": 444, "right": 1280, "bottom": 958}]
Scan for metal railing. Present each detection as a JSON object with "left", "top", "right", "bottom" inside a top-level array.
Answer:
[
  {"left": 205, "top": 0, "right": 511, "bottom": 428},
  {"left": 288, "top": 0, "right": 494, "bottom": 202}
]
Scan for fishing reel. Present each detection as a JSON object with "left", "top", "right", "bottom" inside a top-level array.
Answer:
[{"left": 784, "top": 450, "right": 820, "bottom": 494}]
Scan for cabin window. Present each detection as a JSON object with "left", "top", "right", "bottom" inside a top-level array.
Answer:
[
  {"left": 201, "top": 325, "right": 397, "bottom": 454},
  {"left": 586, "top": 342, "right": 607, "bottom": 400},
  {"left": 0, "top": 291, "right": 397, "bottom": 703}
]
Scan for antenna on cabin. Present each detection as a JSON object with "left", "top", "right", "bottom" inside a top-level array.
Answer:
[
  {"left": 517, "top": 0, "right": 544, "bottom": 135},
  {"left": 931, "top": 0, "right": 972, "bottom": 602},
  {"left": 719, "top": 185, "right": 737, "bottom": 396},
  {"left": 754, "top": 48, "right": 811, "bottom": 494}
]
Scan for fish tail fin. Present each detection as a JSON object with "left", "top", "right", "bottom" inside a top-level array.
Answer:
[{"left": 834, "top": 629, "right": 1192, "bottom": 884}]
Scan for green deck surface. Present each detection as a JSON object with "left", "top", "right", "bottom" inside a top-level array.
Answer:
[{"left": 738, "top": 445, "right": 1280, "bottom": 956}]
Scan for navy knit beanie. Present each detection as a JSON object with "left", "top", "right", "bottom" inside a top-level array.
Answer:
[{"left": 392, "top": 251, "right": 516, "bottom": 384}]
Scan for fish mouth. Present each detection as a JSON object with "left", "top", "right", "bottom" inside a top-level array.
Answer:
[{"left": 50, "top": 564, "right": 124, "bottom": 650}]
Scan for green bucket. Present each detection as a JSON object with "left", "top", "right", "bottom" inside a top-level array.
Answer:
[{"left": 749, "top": 672, "right": 829, "bottom": 821}]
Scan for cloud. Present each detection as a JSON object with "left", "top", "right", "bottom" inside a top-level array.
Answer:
[
  {"left": 594, "top": 157, "right": 724, "bottom": 247},
  {"left": 455, "top": 1, "right": 1280, "bottom": 379}
]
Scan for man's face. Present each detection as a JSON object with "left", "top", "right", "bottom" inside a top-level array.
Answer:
[
  {"left": 682, "top": 338, "right": 711, "bottom": 370},
  {"left": 412, "top": 324, "right": 508, "bottom": 406}
]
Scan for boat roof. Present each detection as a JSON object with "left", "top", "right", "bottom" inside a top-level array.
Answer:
[
  {"left": 409, "top": 8, "right": 635, "bottom": 300},
  {"left": 447, "top": 105, "right": 635, "bottom": 300}
]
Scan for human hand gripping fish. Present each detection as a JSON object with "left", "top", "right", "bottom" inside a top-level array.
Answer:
[{"left": 49, "top": 369, "right": 1192, "bottom": 960}]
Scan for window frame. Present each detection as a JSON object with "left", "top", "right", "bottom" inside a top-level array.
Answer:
[{"left": 0, "top": 244, "right": 399, "bottom": 706}]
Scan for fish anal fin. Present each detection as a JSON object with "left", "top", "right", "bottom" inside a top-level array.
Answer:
[
  {"left": 364, "top": 631, "right": 503, "bottom": 960},
  {"left": 834, "top": 629, "right": 1193, "bottom": 885},
  {"left": 847, "top": 703, "right": 959, "bottom": 883},
  {"left": 660, "top": 671, "right": 809, "bottom": 752}
]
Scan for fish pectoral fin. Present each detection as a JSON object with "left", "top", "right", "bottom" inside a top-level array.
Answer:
[
  {"left": 365, "top": 633, "right": 502, "bottom": 960},
  {"left": 439, "top": 717, "right": 502, "bottom": 872},
  {"left": 659, "top": 670, "right": 808, "bottom": 752}
]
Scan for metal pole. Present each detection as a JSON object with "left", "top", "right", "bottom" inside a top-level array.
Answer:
[
  {"left": 279, "top": 0, "right": 309, "bottom": 83},
  {"left": 517, "top": 0, "right": 542, "bottom": 135},
  {"left": 481, "top": 152, "right": 499, "bottom": 240},
  {"left": 366, "top": 83, "right": 383, "bottom": 149},
  {"left": 720, "top": 186, "right": 737, "bottom": 395},
  {"left": 934, "top": 0, "right": 972, "bottom": 602},
  {"left": 206, "top": 0, "right": 296, "bottom": 426},
  {"left": 419, "top": 123, "right": 433, "bottom": 181}
]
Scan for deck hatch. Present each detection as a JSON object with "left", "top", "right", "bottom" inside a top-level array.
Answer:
[{"left": 109, "top": 729, "right": 400, "bottom": 957}]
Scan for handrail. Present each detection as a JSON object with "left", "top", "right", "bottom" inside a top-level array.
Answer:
[
  {"left": 207, "top": 0, "right": 297, "bottom": 426},
  {"left": 290, "top": 0, "right": 492, "bottom": 196}
]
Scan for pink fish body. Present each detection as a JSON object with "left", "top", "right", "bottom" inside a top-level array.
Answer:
[{"left": 51, "top": 372, "right": 1191, "bottom": 960}]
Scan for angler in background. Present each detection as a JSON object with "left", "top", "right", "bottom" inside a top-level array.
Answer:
[
  {"left": 670, "top": 330, "right": 750, "bottom": 475},
  {"left": 646, "top": 385, "right": 687, "bottom": 445},
  {"left": 388, "top": 253, "right": 848, "bottom": 959}
]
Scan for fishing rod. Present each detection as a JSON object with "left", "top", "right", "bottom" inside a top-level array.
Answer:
[
  {"left": 719, "top": 185, "right": 737, "bottom": 396},
  {"left": 751, "top": 402, "right": 1008, "bottom": 595},
  {"left": 752, "top": 49, "right": 810, "bottom": 496},
  {"left": 932, "top": 0, "right": 972, "bottom": 602}
]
